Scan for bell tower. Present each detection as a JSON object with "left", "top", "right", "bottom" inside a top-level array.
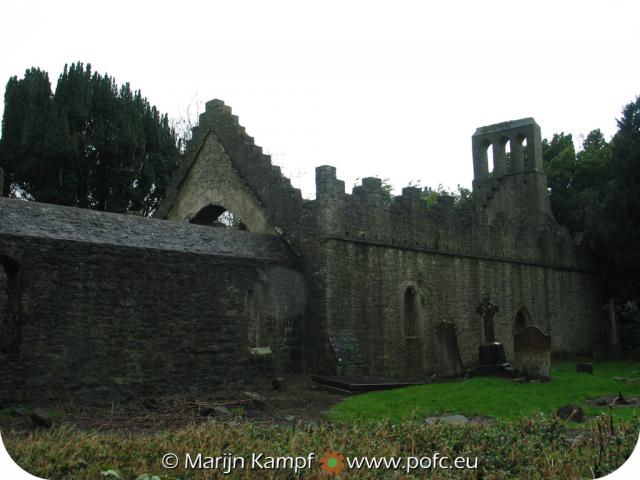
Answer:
[{"left": 471, "top": 118, "right": 553, "bottom": 223}]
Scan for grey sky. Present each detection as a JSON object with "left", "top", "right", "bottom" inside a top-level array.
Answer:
[{"left": 1, "top": 0, "right": 639, "bottom": 199}]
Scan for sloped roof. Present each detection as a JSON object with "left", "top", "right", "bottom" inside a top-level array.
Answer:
[{"left": 0, "top": 197, "right": 291, "bottom": 262}]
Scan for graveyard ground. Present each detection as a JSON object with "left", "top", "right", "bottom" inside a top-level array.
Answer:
[
  {"left": 328, "top": 361, "right": 640, "bottom": 423},
  {"left": 1, "top": 360, "right": 639, "bottom": 479}
]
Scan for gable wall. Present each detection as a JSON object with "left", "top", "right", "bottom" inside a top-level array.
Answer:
[{"left": 166, "top": 132, "right": 277, "bottom": 234}]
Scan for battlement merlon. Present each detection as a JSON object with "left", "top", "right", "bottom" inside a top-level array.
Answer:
[
  {"left": 472, "top": 118, "right": 543, "bottom": 180},
  {"left": 315, "top": 165, "right": 345, "bottom": 200},
  {"left": 316, "top": 168, "right": 419, "bottom": 207}
]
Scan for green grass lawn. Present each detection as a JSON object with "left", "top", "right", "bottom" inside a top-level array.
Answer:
[
  {"left": 4, "top": 361, "right": 640, "bottom": 479},
  {"left": 328, "top": 361, "right": 640, "bottom": 423}
]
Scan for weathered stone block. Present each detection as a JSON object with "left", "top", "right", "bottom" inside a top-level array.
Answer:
[
  {"left": 435, "top": 322, "right": 463, "bottom": 377},
  {"left": 513, "top": 326, "right": 551, "bottom": 379}
]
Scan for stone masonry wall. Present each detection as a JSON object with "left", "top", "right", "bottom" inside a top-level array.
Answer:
[
  {"left": 314, "top": 167, "right": 593, "bottom": 271},
  {"left": 323, "top": 239, "right": 600, "bottom": 377},
  {"left": 0, "top": 268, "right": 6, "bottom": 322},
  {"left": 158, "top": 100, "right": 305, "bottom": 246},
  {"left": 156, "top": 105, "right": 603, "bottom": 379},
  {"left": 0, "top": 103, "right": 604, "bottom": 388},
  {"left": 0, "top": 235, "right": 305, "bottom": 404},
  {"left": 0, "top": 198, "right": 305, "bottom": 404},
  {"left": 309, "top": 166, "right": 602, "bottom": 376},
  {"left": 165, "top": 132, "right": 278, "bottom": 234}
]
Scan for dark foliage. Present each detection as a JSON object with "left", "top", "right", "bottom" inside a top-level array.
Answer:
[
  {"left": 0, "top": 63, "right": 180, "bottom": 215},
  {"left": 606, "top": 97, "right": 640, "bottom": 299},
  {"left": 543, "top": 97, "right": 640, "bottom": 348}
]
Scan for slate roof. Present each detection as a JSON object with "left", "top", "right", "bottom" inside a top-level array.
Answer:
[{"left": 0, "top": 197, "right": 291, "bottom": 262}]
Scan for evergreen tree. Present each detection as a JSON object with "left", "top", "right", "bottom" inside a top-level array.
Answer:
[
  {"left": 0, "top": 63, "right": 179, "bottom": 215},
  {"left": 603, "top": 97, "right": 640, "bottom": 297},
  {"left": 0, "top": 68, "right": 51, "bottom": 197}
]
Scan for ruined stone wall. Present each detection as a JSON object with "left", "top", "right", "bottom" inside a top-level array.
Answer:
[
  {"left": 155, "top": 101, "right": 333, "bottom": 373},
  {"left": 153, "top": 104, "right": 604, "bottom": 380},
  {"left": 309, "top": 166, "right": 602, "bottom": 376},
  {"left": 166, "top": 131, "right": 278, "bottom": 234},
  {"left": 472, "top": 118, "right": 554, "bottom": 224},
  {"left": 0, "top": 237, "right": 305, "bottom": 404},
  {"left": 0, "top": 267, "right": 6, "bottom": 321},
  {"left": 323, "top": 239, "right": 600, "bottom": 376},
  {"left": 0, "top": 264, "right": 8, "bottom": 357},
  {"left": 314, "top": 168, "right": 592, "bottom": 270},
  {"left": 158, "top": 100, "right": 305, "bottom": 245},
  {"left": 0, "top": 198, "right": 306, "bottom": 404}
]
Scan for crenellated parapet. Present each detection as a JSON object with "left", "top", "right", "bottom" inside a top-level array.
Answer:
[
  {"left": 316, "top": 165, "right": 345, "bottom": 201},
  {"left": 311, "top": 166, "right": 595, "bottom": 272},
  {"left": 159, "top": 103, "right": 593, "bottom": 273}
]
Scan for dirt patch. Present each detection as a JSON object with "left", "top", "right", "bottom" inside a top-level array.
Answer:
[{"left": 0, "top": 376, "right": 346, "bottom": 433}]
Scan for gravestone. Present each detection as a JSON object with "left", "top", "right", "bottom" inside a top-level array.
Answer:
[
  {"left": 513, "top": 326, "right": 551, "bottom": 379},
  {"left": 577, "top": 362, "right": 593, "bottom": 374},
  {"left": 594, "top": 298, "right": 623, "bottom": 359},
  {"left": 435, "top": 321, "right": 464, "bottom": 377},
  {"left": 479, "top": 342, "right": 508, "bottom": 365},
  {"left": 476, "top": 292, "right": 499, "bottom": 343},
  {"left": 473, "top": 293, "right": 512, "bottom": 376}
]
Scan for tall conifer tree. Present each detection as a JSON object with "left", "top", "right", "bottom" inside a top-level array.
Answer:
[{"left": 0, "top": 63, "right": 179, "bottom": 214}]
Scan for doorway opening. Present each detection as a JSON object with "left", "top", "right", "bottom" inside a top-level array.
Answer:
[{"left": 0, "top": 256, "right": 21, "bottom": 354}]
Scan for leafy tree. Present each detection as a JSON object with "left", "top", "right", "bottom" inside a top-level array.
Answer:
[
  {"left": 452, "top": 185, "right": 473, "bottom": 210},
  {"left": 0, "top": 63, "right": 180, "bottom": 215},
  {"left": 542, "top": 97, "right": 640, "bottom": 334},
  {"left": 542, "top": 130, "right": 614, "bottom": 234},
  {"left": 420, "top": 184, "right": 472, "bottom": 210},
  {"left": 571, "top": 130, "right": 614, "bottom": 239},
  {"left": 360, "top": 178, "right": 473, "bottom": 211},
  {"left": 542, "top": 133, "right": 579, "bottom": 230}
]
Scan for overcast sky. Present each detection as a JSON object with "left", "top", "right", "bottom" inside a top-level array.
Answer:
[{"left": 1, "top": 0, "right": 639, "bottom": 199}]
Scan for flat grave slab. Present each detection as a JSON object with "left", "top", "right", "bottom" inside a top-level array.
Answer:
[{"left": 311, "top": 375, "right": 423, "bottom": 394}]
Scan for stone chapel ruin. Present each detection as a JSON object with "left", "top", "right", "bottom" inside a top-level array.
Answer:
[{"left": 0, "top": 100, "right": 602, "bottom": 402}]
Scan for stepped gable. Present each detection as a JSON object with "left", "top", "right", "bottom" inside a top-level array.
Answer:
[
  {"left": 158, "top": 100, "right": 304, "bottom": 238},
  {"left": 0, "top": 197, "right": 291, "bottom": 262}
]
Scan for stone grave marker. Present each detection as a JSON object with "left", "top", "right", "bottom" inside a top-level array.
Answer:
[
  {"left": 436, "top": 321, "right": 464, "bottom": 377},
  {"left": 513, "top": 326, "right": 551, "bottom": 379}
]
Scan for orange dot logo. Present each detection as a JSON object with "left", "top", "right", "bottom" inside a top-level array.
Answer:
[{"left": 319, "top": 451, "right": 345, "bottom": 475}]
